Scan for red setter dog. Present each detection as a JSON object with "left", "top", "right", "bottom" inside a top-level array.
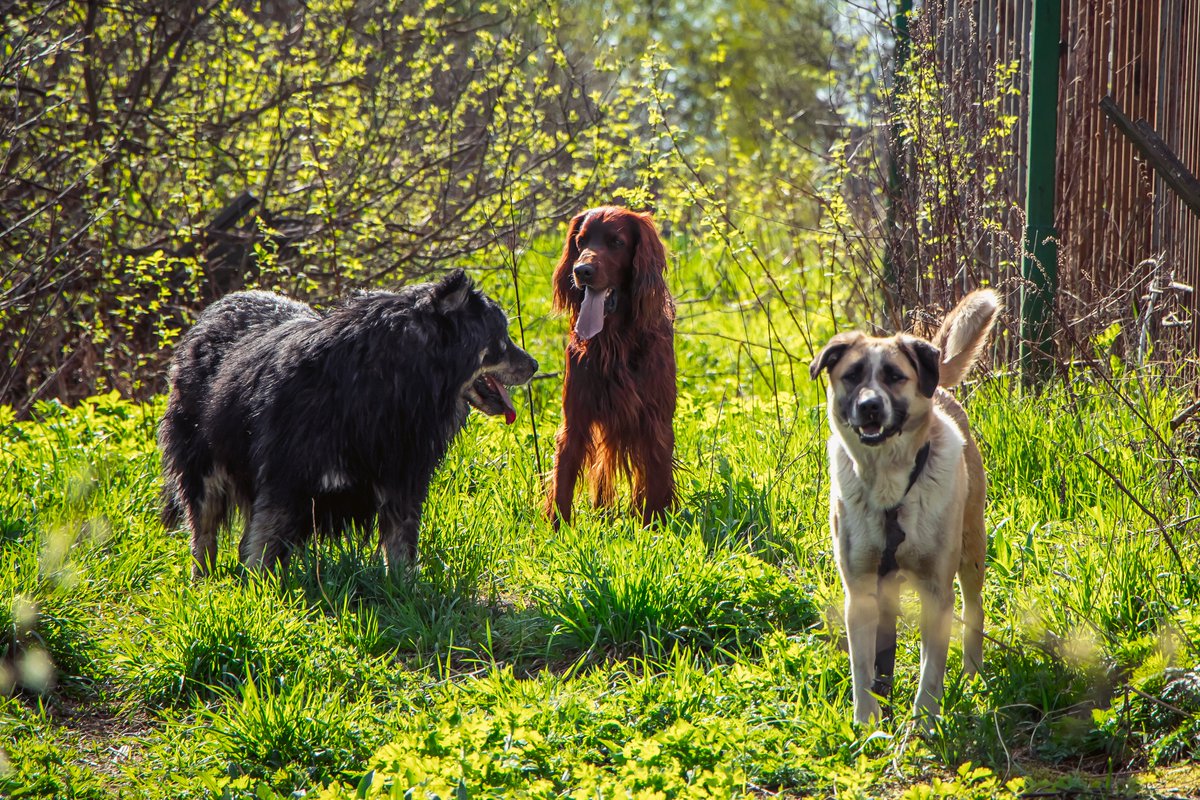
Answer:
[{"left": 546, "top": 206, "right": 676, "bottom": 527}]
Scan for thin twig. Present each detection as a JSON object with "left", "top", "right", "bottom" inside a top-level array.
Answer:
[{"left": 1169, "top": 399, "right": 1200, "bottom": 431}]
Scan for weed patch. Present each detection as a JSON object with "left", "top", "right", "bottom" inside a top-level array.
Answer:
[
  {"left": 530, "top": 529, "right": 817, "bottom": 656},
  {"left": 114, "top": 579, "right": 316, "bottom": 708}
]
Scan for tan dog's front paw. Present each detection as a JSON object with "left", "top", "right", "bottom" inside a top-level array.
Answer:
[{"left": 853, "top": 696, "right": 882, "bottom": 726}]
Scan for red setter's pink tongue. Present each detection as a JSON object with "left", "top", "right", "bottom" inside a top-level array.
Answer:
[{"left": 575, "top": 287, "right": 605, "bottom": 341}]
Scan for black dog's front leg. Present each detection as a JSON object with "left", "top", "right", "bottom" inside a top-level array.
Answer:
[{"left": 377, "top": 493, "right": 423, "bottom": 572}]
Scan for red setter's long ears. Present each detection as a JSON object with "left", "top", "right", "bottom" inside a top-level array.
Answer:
[
  {"left": 551, "top": 213, "right": 585, "bottom": 314},
  {"left": 630, "top": 212, "right": 669, "bottom": 326}
]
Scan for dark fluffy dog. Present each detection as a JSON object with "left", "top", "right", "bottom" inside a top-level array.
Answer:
[
  {"left": 545, "top": 206, "right": 676, "bottom": 527},
  {"left": 159, "top": 269, "right": 537, "bottom": 577}
]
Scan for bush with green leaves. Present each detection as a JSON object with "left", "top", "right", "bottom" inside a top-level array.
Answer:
[
  {"left": 0, "top": 0, "right": 646, "bottom": 407},
  {"left": 1, "top": 0, "right": 857, "bottom": 413}
]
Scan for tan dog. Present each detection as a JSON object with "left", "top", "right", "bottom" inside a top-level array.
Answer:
[{"left": 810, "top": 289, "right": 999, "bottom": 724}]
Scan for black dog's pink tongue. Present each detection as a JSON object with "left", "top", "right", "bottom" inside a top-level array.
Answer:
[
  {"left": 575, "top": 287, "right": 605, "bottom": 341},
  {"left": 489, "top": 376, "right": 517, "bottom": 425}
]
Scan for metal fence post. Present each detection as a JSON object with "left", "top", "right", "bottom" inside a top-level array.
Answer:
[
  {"left": 1020, "top": 0, "right": 1062, "bottom": 382},
  {"left": 883, "top": 0, "right": 913, "bottom": 320}
]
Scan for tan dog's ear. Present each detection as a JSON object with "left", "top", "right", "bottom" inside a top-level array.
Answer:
[
  {"left": 809, "top": 333, "right": 862, "bottom": 379},
  {"left": 898, "top": 335, "right": 941, "bottom": 397},
  {"left": 552, "top": 213, "right": 585, "bottom": 313}
]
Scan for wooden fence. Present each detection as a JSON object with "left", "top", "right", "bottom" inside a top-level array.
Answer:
[{"left": 907, "top": 0, "right": 1200, "bottom": 361}]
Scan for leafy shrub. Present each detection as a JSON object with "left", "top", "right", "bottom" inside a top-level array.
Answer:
[{"left": 9, "top": 0, "right": 799, "bottom": 410}]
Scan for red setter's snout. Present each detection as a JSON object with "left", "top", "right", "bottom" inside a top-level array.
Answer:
[{"left": 546, "top": 206, "right": 677, "bottom": 526}]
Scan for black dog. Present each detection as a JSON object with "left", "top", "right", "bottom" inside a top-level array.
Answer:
[{"left": 159, "top": 269, "right": 537, "bottom": 577}]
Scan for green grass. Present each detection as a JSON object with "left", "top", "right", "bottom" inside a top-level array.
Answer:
[{"left": 1, "top": 243, "right": 1199, "bottom": 798}]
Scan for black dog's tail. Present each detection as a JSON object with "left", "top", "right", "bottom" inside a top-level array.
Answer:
[{"left": 160, "top": 479, "right": 184, "bottom": 529}]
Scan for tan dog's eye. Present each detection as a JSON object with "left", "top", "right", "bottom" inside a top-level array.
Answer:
[
  {"left": 843, "top": 365, "right": 863, "bottom": 383},
  {"left": 884, "top": 367, "right": 907, "bottom": 384}
]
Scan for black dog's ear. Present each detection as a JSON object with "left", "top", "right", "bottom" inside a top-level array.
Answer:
[
  {"left": 898, "top": 335, "right": 940, "bottom": 397},
  {"left": 434, "top": 268, "right": 472, "bottom": 313},
  {"left": 810, "top": 333, "right": 861, "bottom": 380}
]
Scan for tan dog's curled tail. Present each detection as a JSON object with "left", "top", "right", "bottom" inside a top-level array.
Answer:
[{"left": 934, "top": 289, "right": 1001, "bottom": 388}]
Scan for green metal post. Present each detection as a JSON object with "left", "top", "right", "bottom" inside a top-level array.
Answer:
[
  {"left": 1020, "top": 0, "right": 1062, "bottom": 382},
  {"left": 883, "top": 0, "right": 912, "bottom": 317}
]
